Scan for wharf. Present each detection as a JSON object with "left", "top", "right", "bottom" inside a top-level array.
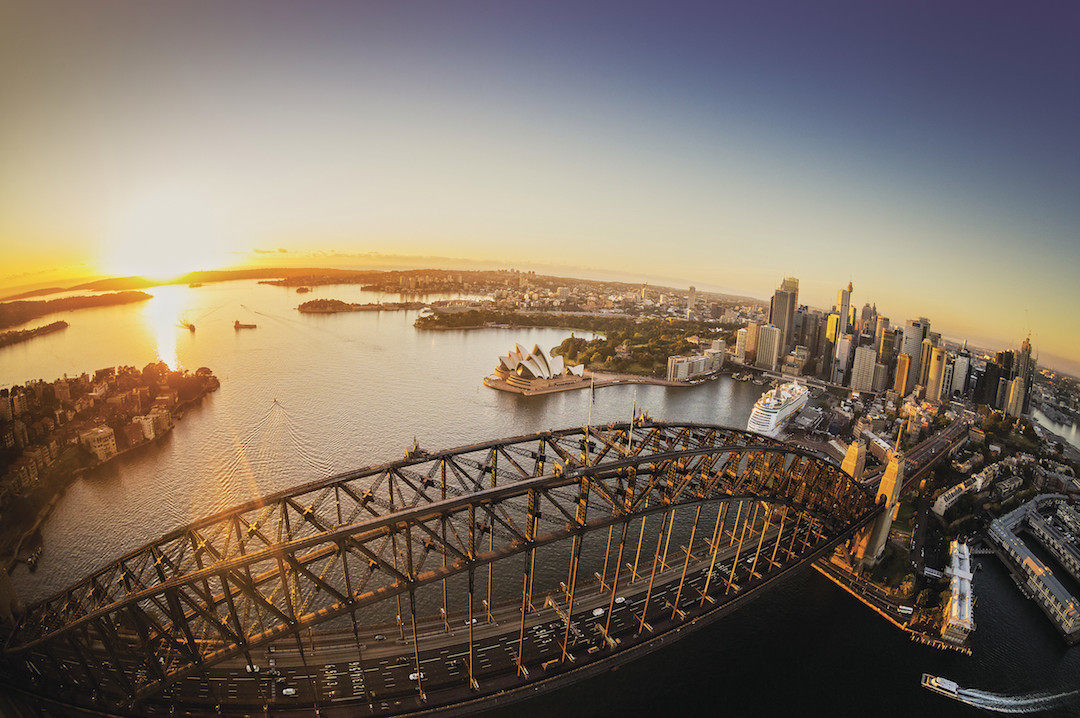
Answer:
[{"left": 813, "top": 558, "right": 972, "bottom": 656}]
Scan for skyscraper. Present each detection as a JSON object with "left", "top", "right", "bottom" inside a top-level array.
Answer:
[
  {"left": 877, "top": 325, "right": 894, "bottom": 365},
  {"left": 850, "top": 346, "right": 877, "bottom": 392},
  {"left": 755, "top": 324, "right": 782, "bottom": 371},
  {"left": 951, "top": 347, "right": 971, "bottom": 400},
  {"left": 917, "top": 337, "right": 936, "bottom": 389},
  {"left": 833, "top": 334, "right": 854, "bottom": 385},
  {"left": 688, "top": 285, "right": 696, "bottom": 309},
  {"left": 1006, "top": 377, "right": 1026, "bottom": 417},
  {"left": 902, "top": 318, "right": 930, "bottom": 383},
  {"left": 858, "top": 303, "right": 875, "bottom": 335},
  {"left": 925, "top": 346, "right": 947, "bottom": 402},
  {"left": 744, "top": 322, "right": 760, "bottom": 364},
  {"left": 894, "top": 353, "right": 912, "bottom": 395},
  {"left": 1016, "top": 337, "right": 1036, "bottom": 414},
  {"left": 835, "top": 282, "right": 852, "bottom": 346},
  {"left": 769, "top": 281, "right": 797, "bottom": 355}
]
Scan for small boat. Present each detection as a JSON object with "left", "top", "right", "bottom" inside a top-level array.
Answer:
[
  {"left": 921, "top": 674, "right": 960, "bottom": 700},
  {"left": 296, "top": 287, "right": 311, "bottom": 293},
  {"left": 234, "top": 320, "right": 257, "bottom": 330},
  {"left": 188, "top": 282, "right": 203, "bottom": 288}
]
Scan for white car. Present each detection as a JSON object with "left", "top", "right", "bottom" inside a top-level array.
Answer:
[
  {"left": 281, "top": 687, "right": 296, "bottom": 697},
  {"left": 409, "top": 671, "right": 425, "bottom": 681}
]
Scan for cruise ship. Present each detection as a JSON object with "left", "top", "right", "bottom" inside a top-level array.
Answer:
[{"left": 746, "top": 381, "right": 808, "bottom": 436}]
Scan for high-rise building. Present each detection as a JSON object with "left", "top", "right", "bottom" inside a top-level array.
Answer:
[
  {"left": 975, "top": 359, "right": 1006, "bottom": 406},
  {"left": 833, "top": 334, "right": 854, "bottom": 385},
  {"left": 735, "top": 328, "right": 748, "bottom": 363},
  {"left": 873, "top": 316, "right": 891, "bottom": 359},
  {"left": 769, "top": 281, "right": 797, "bottom": 355},
  {"left": 1016, "top": 337, "right": 1036, "bottom": 414},
  {"left": 902, "top": 318, "right": 930, "bottom": 383},
  {"left": 941, "top": 359, "right": 954, "bottom": 403},
  {"left": 858, "top": 303, "right": 875, "bottom": 335},
  {"left": 917, "top": 337, "right": 936, "bottom": 388},
  {"left": 1006, "top": 377, "right": 1026, "bottom": 417},
  {"left": 925, "top": 346, "right": 948, "bottom": 402},
  {"left": 688, "top": 285, "right": 697, "bottom": 308},
  {"left": 877, "top": 329, "right": 895, "bottom": 366},
  {"left": 850, "top": 346, "right": 877, "bottom": 392},
  {"left": 755, "top": 324, "right": 782, "bottom": 371},
  {"left": 872, "top": 363, "right": 889, "bottom": 392},
  {"left": 781, "top": 276, "right": 799, "bottom": 295},
  {"left": 826, "top": 313, "right": 841, "bottom": 344},
  {"left": 835, "top": 283, "right": 852, "bottom": 348},
  {"left": 951, "top": 349, "right": 970, "bottom": 400},
  {"left": 744, "top": 322, "right": 760, "bottom": 364},
  {"left": 894, "top": 353, "right": 912, "bottom": 395}
]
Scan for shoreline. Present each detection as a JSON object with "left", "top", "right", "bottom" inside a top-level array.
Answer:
[
  {"left": 482, "top": 369, "right": 724, "bottom": 396},
  {"left": 1030, "top": 414, "right": 1080, "bottom": 462},
  {"left": 2, "top": 378, "right": 219, "bottom": 575}
]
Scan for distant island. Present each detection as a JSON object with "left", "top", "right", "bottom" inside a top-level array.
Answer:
[
  {"left": 298, "top": 298, "right": 426, "bottom": 313},
  {"left": 0, "top": 292, "right": 151, "bottom": 330},
  {"left": 0, "top": 321, "right": 68, "bottom": 348}
]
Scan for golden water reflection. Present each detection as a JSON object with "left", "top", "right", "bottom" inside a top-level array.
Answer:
[{"left": 141, "top": 285, "right": 189, "bottom": 370}]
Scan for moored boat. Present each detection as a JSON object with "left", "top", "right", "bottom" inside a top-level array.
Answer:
[{"left": 234, "top": 320, "right": 257, "bottom": 329}]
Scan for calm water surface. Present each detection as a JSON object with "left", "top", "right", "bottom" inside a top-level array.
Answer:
[{"left": 2, "top": 281, "right": 1078, "bottom": 716}]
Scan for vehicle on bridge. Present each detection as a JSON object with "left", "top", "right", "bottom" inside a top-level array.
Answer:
[{"left": 0, "top": 421, "right": 880, "bottom": 717}]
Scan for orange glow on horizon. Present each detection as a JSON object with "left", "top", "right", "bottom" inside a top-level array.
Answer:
[{"left": 101, "top": 187, "right": 229, "bottom": 282}]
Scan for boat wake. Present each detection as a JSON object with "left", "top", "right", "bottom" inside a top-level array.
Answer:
[
  {"left": 954, "top": 687, "right": 1079, "bottom": 714},
  {"left": 218, "top": 399, "right": 337, "bottom": 484}
]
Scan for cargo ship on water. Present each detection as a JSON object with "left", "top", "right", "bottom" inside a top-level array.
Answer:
[{"left": 746, "top": 381, "right": 808, "bottom": 436}]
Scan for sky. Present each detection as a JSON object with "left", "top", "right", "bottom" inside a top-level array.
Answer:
[{"left": 1, "top": 1, "right": 1078, "bottom": 371}]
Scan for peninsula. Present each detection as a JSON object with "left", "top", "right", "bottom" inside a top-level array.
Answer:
[
  {"left": 0, "top": 321, "right": 68, "bottom": 349},
  {"left": 298, "top": 298, "right": 426, "bottom": 313},
  {"left": 0, "top": 364, "right": 220, "bottom": 572},
  {"left": 0, "top": 292, "right": 152, "bottom": 330}
]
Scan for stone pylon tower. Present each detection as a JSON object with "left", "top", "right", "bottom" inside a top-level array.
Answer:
[
  {"left": 841, "top": 440, "right": 866, "bottom": 481},
  {"left": 851, "top": 450, "right": 905, "bottom": 566}
]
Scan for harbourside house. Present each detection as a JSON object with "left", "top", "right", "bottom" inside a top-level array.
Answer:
[{"left": 485, "top": 343, "right": 586, "bottom": 394}]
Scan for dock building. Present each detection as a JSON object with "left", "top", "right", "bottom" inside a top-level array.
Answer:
[
  {"left": 941, "top": 541, "right": 975, "bottom": 644},
  {"left": 989, "top": 495, "right": 1080, "bottom": 643}
]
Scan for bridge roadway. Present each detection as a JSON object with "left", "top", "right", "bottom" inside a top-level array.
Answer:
[
  {"left": 151, "top": 517, "right": 811, "bottom": 716},
  {"left": 2, "top": 421, "right": 884, "bottom": 717}
]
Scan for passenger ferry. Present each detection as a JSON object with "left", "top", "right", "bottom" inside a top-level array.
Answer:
[
  {"left": 921, "top": 674, "right": 960, "bottom": 700},
  {"left": 746, "top": 381, "right": 808, "bottom": 436}
]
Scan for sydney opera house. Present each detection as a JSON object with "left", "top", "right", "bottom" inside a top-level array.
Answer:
[{"left": 485, "top": 343, "right": 587, "bottom": 394}]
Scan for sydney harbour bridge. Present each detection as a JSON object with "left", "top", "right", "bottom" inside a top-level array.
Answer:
[{"left": 1, "top": 420, "right": 883, "bottom": 716}]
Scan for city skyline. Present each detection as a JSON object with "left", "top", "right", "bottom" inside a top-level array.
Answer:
[{"left": 2, "top": 2, "right": 1078, "bottom": 371}]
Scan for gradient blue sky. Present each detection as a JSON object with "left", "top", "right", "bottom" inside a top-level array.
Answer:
[{"left": 2, "top": 2, "right": 1078, "bottom": 371}]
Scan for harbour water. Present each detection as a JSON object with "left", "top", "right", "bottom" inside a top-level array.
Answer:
[{"left": 2, "top": 280, "right": 1079, "bottom": 716}]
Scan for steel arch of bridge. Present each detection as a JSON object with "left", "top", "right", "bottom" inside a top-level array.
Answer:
[{"left": 2, "top": 421, "right": 880, "bottom": 715}]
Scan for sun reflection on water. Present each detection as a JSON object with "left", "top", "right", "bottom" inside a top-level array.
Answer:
[{"left": 141, "top": 285, "right": 189, "bottom": 370}]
